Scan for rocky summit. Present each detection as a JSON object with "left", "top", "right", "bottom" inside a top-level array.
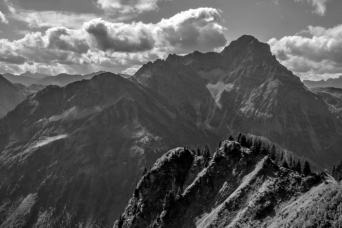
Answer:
[
  {"left": 135, "top": 35, "right": 342, "bottom": 167},
  {"left": 115, "top": 140, "right": 340, "bottom": 228}
]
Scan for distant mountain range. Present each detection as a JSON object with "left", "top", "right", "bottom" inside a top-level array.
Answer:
[
  {"left": 0, "top": 75, "right": 45, "bottom": 118},
  {"left": 304, "top": 76, "right": 342, "bottom": 89},
  {"left": 2, "top": 71, "right": 131, "bottom": 87},
  {"left": 1, "top": 35, "right": 342, "bottom": 227}
]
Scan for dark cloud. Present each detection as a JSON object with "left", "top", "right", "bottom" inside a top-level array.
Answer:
[
  {"left": 85, "top": 19, "right": 155, "bottom": 53},
  {"left": 46, "top": 27, "right": 90, "bottom": 54},
  {"left": 0, "top": 54, "right": 26, "bottom": 64}
]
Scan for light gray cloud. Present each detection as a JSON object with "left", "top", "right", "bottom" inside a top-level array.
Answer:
[
  {"left": 269, "top": 24, "right": 342, "bottom": 80},
  {"left": 294, "top": 0, "right": 331, "bottom": 16},
  {"left": 0, "top": 7, "right": 227, "bottom": 75},
  {"left": 0, "top": 10, "right": 8, "bottom": 24},
  {"left": 96, "top": 0, "right": 166, "bottom": 14}
]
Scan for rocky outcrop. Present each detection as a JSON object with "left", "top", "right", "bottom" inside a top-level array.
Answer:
[{"left": 115, "top": 140, "right": 337, "bottom": 228}]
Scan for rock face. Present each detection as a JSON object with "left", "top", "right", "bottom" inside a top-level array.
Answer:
[
  {"left": 135, "top": 35, "right": 342, "bottom": 166},
  {"left": 115, "top": 140, "right": 339, "bottom": 228},
  {"left": 0, "top": 75, "right": 28, "bottom": 117},
  {"left": 0, "top": 73, "right": 218, "bottom": 227}
]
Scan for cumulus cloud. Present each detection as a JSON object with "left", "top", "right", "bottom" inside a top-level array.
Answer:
[
  {"left": 0, "top": 8, "right": 227, "bottom": 75},
  {"left": 0, "top": 11, "right": 8, "bottom": 24},
  {"left": 294, "top": 0, "right": 330, "bottom": 16},
  {"left": 96, "top": 0, "right": 166, "bottom": 14},
  {"left": 268, "top": 24, "right": 342, "bottom": 80}
]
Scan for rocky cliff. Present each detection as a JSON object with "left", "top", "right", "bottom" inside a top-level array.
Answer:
[{"left": 115, "top": 140, "right": 340, "bottom": 228}]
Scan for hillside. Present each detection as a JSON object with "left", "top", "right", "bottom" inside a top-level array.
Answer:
[
  {"left": 0, "top": 75, "right": 28, "bottom": 117},
  {"left": 0, "top": 73, "right": 218, "bottom": 227},
  {"left": 115, "top": 140, "right": 340, "bottom": 228}
]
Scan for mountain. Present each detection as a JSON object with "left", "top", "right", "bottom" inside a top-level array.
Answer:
[
  {"left": 19, "top": 71, "right": 49, "bottom": 79},
  {"left": 3, "top": 71, "right": 107, "bottom": 87},
  {"left": 0, "top": 75, "right": 29, "bottom": 117},
  {"left": 310, "top": 87, "right": 342, "bottom": 117},
  {"left": 1, "top": 35, "right": 342, "bottom": 228},
  {"left": 115, "top": 140, "right": 339, "bottom": 228},
  {"left": 14, "top": 84, "right": 47, "bottom": 96},
  {"left": 304, "top": 76, "right": 342, "bottom": 89},
  {"left": 135, "top": 35, "right": 342, "bottom": 167},
  {"left": 3, "top": 73, "right": 42, "bottom": 86},
  {"left": 0, "top": 73, "right": 218, "bottom": 227}
]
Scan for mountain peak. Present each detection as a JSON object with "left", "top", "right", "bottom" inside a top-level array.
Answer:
[{"left": 221, "top": 34, "right": 273, "bottom": 60}]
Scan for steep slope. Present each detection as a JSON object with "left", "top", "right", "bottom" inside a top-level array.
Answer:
[
  {"left": 134, "top": 59, "right": 215, "bottom": 127},
  {"left": 115, "top": 140, "right": 338, "bottom": 228},
  {"left": 311, "top": 87, "right": 342, "bottom": 117},
  {"left": 0, "top": 73, "right": 218, "bottom": 228},
  {"left": 0, "top": 75, "right": 27, "bottom": 118},
  {"left": 304, "top": 76, "right": 342, "bottom": 89},
  {"left": 136, "top": 35, "right": 342, "bottom": 166}
]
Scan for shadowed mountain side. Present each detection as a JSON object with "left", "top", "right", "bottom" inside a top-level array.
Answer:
[
  {"left": 0, "top": 73, "right": 218, "bottom": 227},
  {"left": 0, "top": 75, "right": 31, "bottom": 118}
]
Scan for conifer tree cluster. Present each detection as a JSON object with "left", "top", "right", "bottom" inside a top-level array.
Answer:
[
  {"left": 232, "top": 133, "right": 312, "bottom": 175},
  {"left": 332, "top": 160, "right": 342, "bottom": 181}
]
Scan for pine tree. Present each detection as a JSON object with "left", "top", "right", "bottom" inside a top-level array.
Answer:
[
  {"left": 134, "top": 188, "right": 139, "bottom": 199},
  {"left": 229, "top": 135, "right": 235, "bottom": 141},
  {"left": 282, "top": 160, "right": 289, "bottom": 169},
  {"left": 118, "top": 215, "right": 124, "bottom": 228},
  {"left": 197, "top": 147, "right": 201, "bottom": 156},
  {"left": 270, "top": 145, "right": 276, "bottom": 160},
  {"left": 237, "top": 133, "right": 242, "bottom": 143},
  {"left": 240, "top": 135, "right": 247, "bottom": 147},
  {"left": 295, "top": 160, "right": 302, "bottom": 173},
  {"left": 303, "top": 161, "right": 311, "bottom": 176},
  {"left": 288, "top": 156, "right": 293, "bottom": 169},
  {"left": 142, "top": 167, "right": 147, "bottom": 176}
]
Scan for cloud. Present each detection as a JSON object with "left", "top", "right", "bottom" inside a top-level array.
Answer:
[
  {"left": 10, "top": 10, "right": 98, "bottom": 29},
  {"left": 268, "top": 24, "right": 342, "bottom": 80},
  {"left": 0, "top": 11, "right": 8, "bottom": 24},
  {"left": 0, "top": 8, "right": 227, "bottom": 76},
  {"left": 85, "top": 19, "right": 155, "bottom": 52},
  {"left": 294, "top": 0, "right": 330, "bottom": 16},
  {"left": 96, "top": 0, "right": 166, "bottom": 13}
]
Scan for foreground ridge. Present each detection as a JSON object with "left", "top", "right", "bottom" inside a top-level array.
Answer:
[{"left": 115, "top": 140, "right": 339, "bottom": 228}]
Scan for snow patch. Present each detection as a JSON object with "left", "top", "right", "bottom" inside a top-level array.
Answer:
[{"left": 34, "top": 134, "right": 67, "bottom": 148}]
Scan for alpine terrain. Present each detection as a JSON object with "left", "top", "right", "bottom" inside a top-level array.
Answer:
[{"left": 0, "top": 35, "right": 342, "bottom": 228}]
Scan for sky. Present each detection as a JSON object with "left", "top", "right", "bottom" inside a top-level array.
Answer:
[{"left": 0, "top": 0, "right": 342, "bottom": 80}]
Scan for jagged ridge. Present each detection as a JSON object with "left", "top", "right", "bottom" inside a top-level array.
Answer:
[{"left": 115, "top": 139, "right": 330, "bottom": 228}]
